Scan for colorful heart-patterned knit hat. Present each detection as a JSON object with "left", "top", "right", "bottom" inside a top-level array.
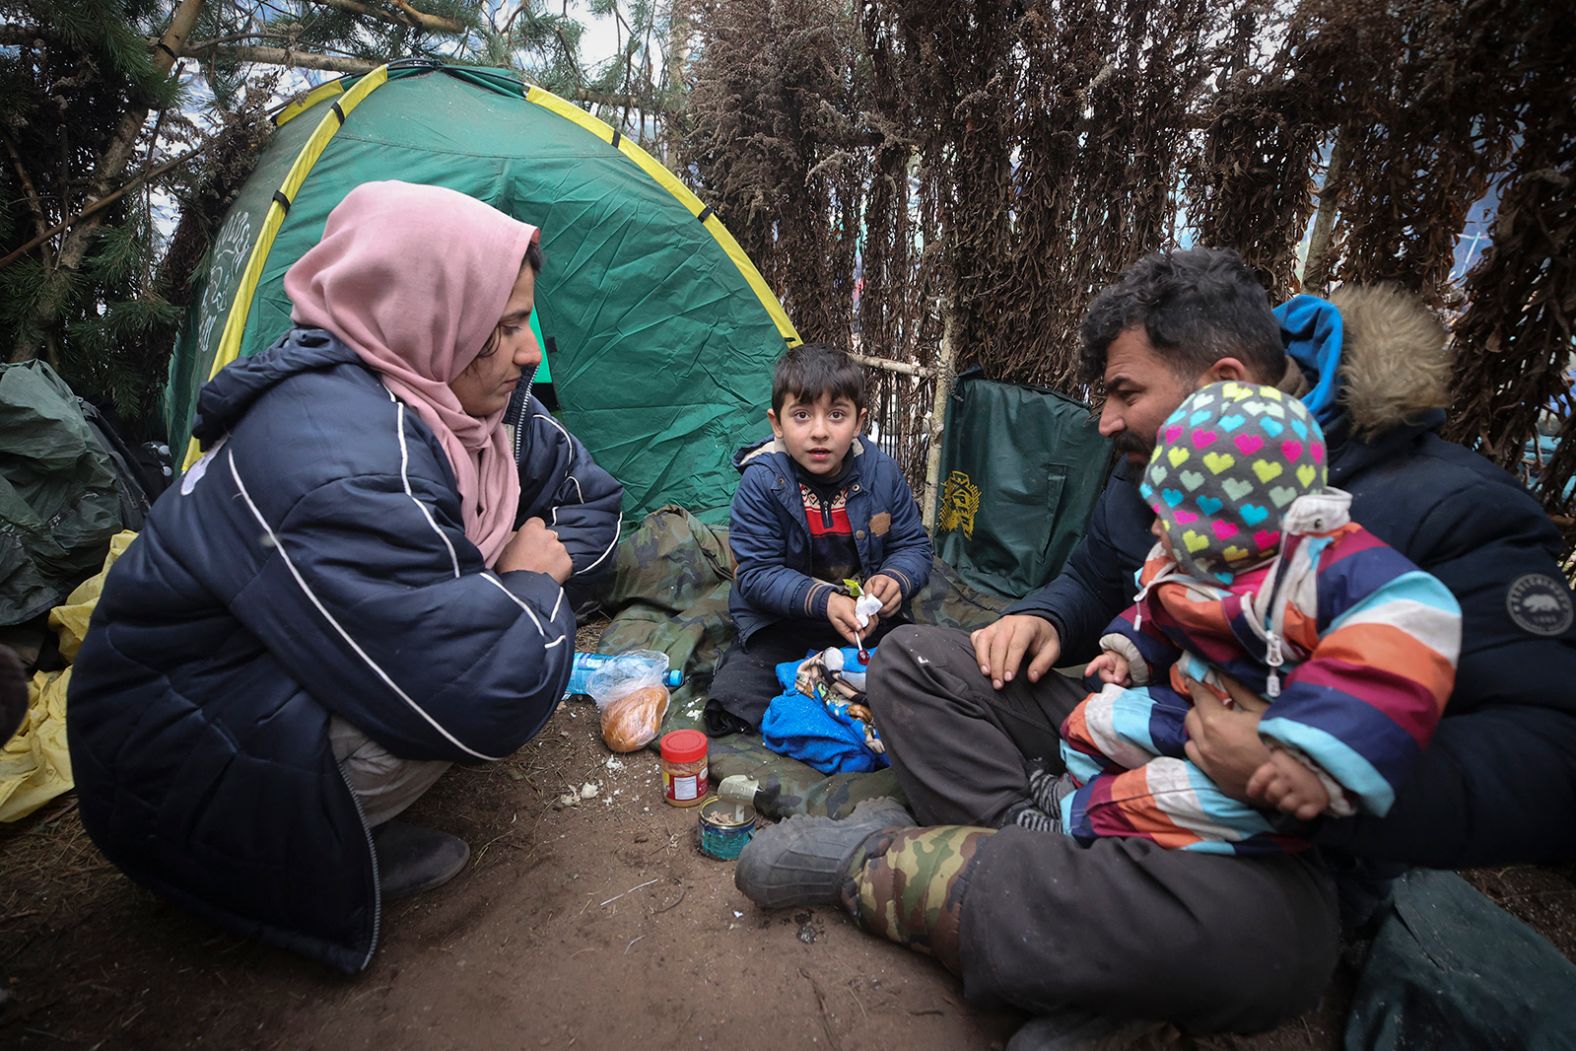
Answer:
[{"left": 1139, "top": 380, "right": 1327, "bottom": 583}]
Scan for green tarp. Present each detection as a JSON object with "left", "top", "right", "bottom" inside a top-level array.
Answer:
[
  {"left": 1346, "top": 870, "right": 1576, "bottom": 1050},
  {"left": 933, "top": 370, "right": 1112, "bottom": 599},
  {"left": 165, "top": 64, "right": 795, "bottom": 523},
  {"left": 0, "top": 361, "right": 124, "bottom": 625}
]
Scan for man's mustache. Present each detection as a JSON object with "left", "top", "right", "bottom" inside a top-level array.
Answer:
[{"left": 1113, "top": 430, "right": 1151, "bottom": 457}]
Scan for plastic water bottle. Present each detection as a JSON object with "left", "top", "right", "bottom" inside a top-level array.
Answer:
[{"left": 563, "top": 651, "right": 683, "bottom": 697}]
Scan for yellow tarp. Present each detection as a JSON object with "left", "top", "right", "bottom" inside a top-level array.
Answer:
[{"left": 1, "top": 530, "right": 135, "bottom": 821}]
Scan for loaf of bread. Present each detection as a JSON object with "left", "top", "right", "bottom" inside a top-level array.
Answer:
[{"left": 600, "top": 685, "right": 671, "bottom": 752}]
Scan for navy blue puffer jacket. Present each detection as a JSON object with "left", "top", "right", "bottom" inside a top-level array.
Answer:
[
  {"left": 728, "top": 436, "right": 933, "bottom": 642},
  {"left": 66, "top": 329, "right": 619, "bottom": 971},
  {"left": 1008, "top": 288, "right": 1576, "bottom": 867}
]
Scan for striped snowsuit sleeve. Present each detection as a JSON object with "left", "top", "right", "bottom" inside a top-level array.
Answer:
[
  {"left": 1257, "top": 527, "right": 1461, "bottom": 817},
  {"left": 1096, "top": 592, "right": 1185, "bottom": 687}
]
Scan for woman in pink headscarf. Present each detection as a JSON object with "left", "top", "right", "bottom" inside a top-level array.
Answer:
[{"left": 68, "top": 182, "right": 623, "bottom": 972}]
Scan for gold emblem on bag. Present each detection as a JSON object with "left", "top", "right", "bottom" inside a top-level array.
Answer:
[{"left": 938, "top": 470, "right": 982, "bottom": 539}]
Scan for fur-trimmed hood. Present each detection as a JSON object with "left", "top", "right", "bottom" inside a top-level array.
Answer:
[
  {"left": 1292, "top": 285, "right": 1449, "bottom": 438},
  {"left": 1321, "top": 286, "right": 1451, "bottom": 438}
]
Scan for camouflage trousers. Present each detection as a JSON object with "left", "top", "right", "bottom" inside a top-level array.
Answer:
[{"left": 839, "top": 824, "right": 995, "bottom": 975}]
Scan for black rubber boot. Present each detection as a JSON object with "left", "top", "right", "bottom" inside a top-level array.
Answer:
[
  {"left": 372, "top": 820, "right": 471, "bottom": 900},
  {"left": 1006, "top": 1007, "right": 1166, "bottom": 1050},
  {"left": 734, "top": 797, "right": 915, "bottom": 909}
]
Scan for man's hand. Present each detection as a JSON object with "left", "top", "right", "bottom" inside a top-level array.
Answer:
[
  {"left": 863, "top": 573, "right": 903, "bottom": 617},
  {"left": 1247, "top": 750, "right": 1330, "bottom": 821},
  {"left": 495, "top": 517, "right": 572, "bottom": 584},
  {"left": 970, "top": 614, "right": 1061, "bottom": 690},
  {"left": 827, "top": 593, "right": 866, "bottom": 646},
  {"left": 1084, "top": 650, "right": 1131, "bottom": 686},
  {"left": 1181, "top": 674, "right": 1272, "bottom": 802}
]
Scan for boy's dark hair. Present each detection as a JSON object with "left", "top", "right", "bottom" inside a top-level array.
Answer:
[
  {"left": 1078, "top": 247, "right": 1285, "bottom": 386},
  {"left": 772, "top": 343, "right": 867, "bottom": 414}
]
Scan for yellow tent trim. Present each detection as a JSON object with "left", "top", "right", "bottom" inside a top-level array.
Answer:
[
  {"left": 183, "top": 65, "right": 392, "bottom": 470},
  {"left": 523, "top": 85, "right": 802, "bottom": 350},
  {"left": 275, "top": 78, "right": 347, "bottom": 127}
]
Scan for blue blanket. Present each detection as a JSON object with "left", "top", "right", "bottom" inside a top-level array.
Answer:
[{"left": 760, "top": 647, "right": 889, "bottom": 775}]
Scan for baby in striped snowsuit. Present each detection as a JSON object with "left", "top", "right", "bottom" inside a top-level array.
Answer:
[{"left": 1053, "top": 381, "right": 1462, "bottom": 854}]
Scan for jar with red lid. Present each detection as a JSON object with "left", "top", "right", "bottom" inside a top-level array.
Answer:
[{"left": 659, "top": 730, "right": 709, "bottom": 807}]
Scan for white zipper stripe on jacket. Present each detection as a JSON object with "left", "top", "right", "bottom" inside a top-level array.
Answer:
[
  {"left": 389, "top": 394, "right": 460, "bottom": 579},
  {"left": 529, "top": 409, "right": 614, "bottom": 576},
  {"left": 480, "top": 573, "right": 567, "bottom": 648},
  {"left": 576, "top": 512, "right": 620, "bottom": 576},
  {"left": 532, "top": 410, "right": 575, "bottom": 464},
  {"left": 529, "top": 410, "right": 619, "bottom": 575},
  {"left": 511, "top": 393, "right": 619, "bottom": 577},
  {"left": 226, "top": 449, "right": 504, "bottom": 762}
]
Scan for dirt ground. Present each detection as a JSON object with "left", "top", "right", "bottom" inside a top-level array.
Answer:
[{"left": 3, "top": 665, "right": 1574, "bottom": 1050}]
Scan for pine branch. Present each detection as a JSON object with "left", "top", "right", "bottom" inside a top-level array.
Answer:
[
  {"left": 191, "top": 42, "right": 381, "bottom": 72},
  {"left": 388, "top": 0, "right": 465, "bottom": 33},
  {"left": 0, "top": 25, "right": 45, "bottom": 47},
  {"left": 570, "top": 87, "right": 652, "bottom": 110},
  {"left": 195, "top": 42, "right": 664, "bottom": 112},
  {"left": 54, "top": 0, "right": 204, "bottom": 275},
  {"left": 0, "top": 133, "right": 52, "bottom": 251},
  {"left": 499, "top": 2, "right": 528, "bottom": 37},
  {"left": 303, "top": 0, "right": 464, "bottom": 34},
  {"left": 0, "top": 140, "right": 211, "bottom": 274}
]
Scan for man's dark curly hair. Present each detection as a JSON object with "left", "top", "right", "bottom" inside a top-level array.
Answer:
[{"left": 1077, "top": 247, "right": 1285, "bottom": 386}]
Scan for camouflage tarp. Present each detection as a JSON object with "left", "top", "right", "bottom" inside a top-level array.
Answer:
[
  {"left": 592, "top": 505, "right": 736, "bottom": 737},
  {"left": 908, "top": 556, "right": 1018, "bottom": 633},
  {"left": 708, "top": 733, "right": 905, "bottom": 818}
]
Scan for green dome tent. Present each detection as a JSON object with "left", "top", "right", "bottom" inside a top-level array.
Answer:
[{"left": 166, "top": 61, "right": 800, "bottom": 522}]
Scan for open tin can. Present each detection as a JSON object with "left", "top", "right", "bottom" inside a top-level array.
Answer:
[{"left": 697, "top": 796, "right": 757, "bottom": 860}]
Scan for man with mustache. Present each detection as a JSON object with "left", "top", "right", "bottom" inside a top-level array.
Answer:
[{"left": 737, "top": 247, "right": 1576, "bottom": 1035}]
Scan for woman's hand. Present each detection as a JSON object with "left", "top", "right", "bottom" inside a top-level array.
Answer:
[{"left": 496, "top": 517, "right": 572, "bottom": 584}]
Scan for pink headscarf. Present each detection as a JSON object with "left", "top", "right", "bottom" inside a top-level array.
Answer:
[{"left": 285, "top": 181, "right": 538, "bottom": 564}]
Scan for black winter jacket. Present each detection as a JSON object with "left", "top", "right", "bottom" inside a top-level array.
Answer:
[
  {"left": 1009, "top": 289, "right": 1576, "bottom": 867},
  {"left": 67, "top": 329, "right": 621, "bottom": 970}
]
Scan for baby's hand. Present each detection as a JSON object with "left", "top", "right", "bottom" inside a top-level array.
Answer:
[
  {"left": 1246, "top": 750, "right": 1330, "bottom": 821},
  {"left": 1084, "top": 651, "right": 1131, "bottom": 686}
]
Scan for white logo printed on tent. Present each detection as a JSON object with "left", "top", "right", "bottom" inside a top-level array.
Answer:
[{"left": 195, "top": 212, "right": 255, "bottom": 359}]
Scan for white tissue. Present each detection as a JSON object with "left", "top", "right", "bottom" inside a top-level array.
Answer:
[{"left": 855, "top": 594, "right": 883, "bottom": 629}]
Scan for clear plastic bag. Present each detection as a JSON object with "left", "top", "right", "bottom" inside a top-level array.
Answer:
[{"left": 588, "top": 650, "right": 671, "bottom": 753}]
